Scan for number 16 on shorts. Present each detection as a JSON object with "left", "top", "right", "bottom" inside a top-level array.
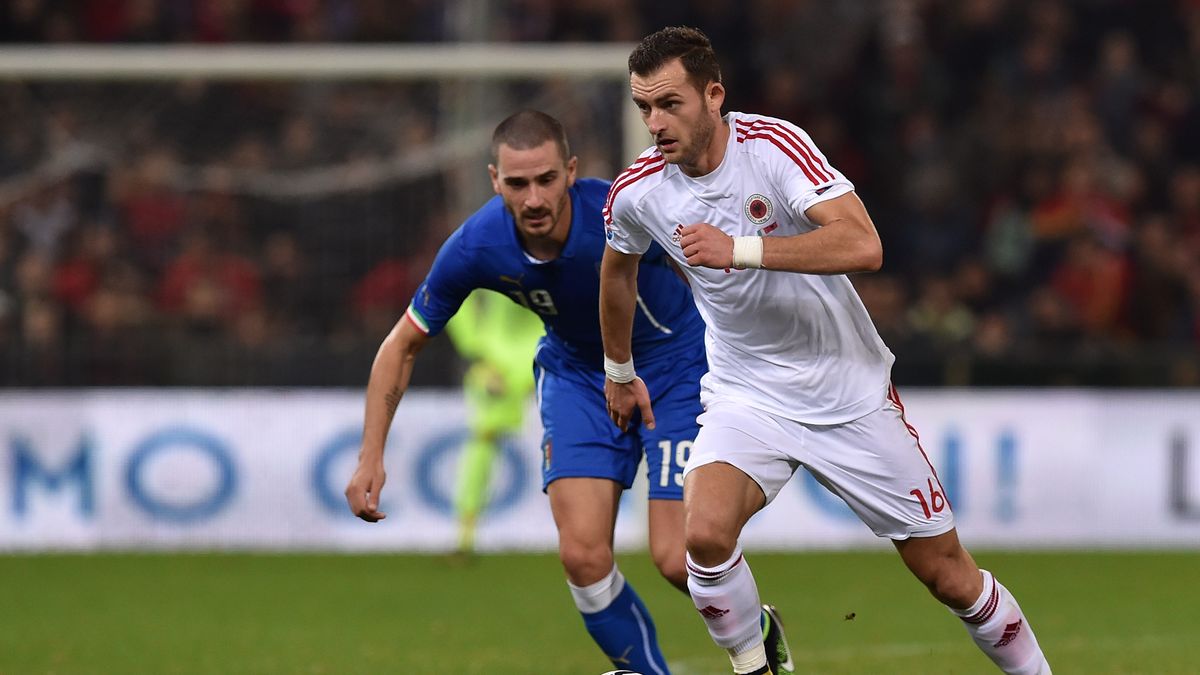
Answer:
[{"left": 910, "top": 477, "right": 948, "bottom": 520}]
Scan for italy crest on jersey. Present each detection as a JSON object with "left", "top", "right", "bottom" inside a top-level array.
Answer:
[{"left": 745, "top": 193, "right": 773, "bottom": 225}]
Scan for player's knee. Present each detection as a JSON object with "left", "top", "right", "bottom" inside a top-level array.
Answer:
[
  {"left": 651, "top": 546, "right": 687, "bottom": 589},
  {"left": 917, "top": 554, "right": 979, "bottom": 607},
  {"left": 929, "top": 571, "right": 980, "bottom": 607},
  {"left": 684, "top": 520, "right": 738, "bottom": 567},
  {"left": 557, "top": 539, "right": 615, "bottom": 586}
]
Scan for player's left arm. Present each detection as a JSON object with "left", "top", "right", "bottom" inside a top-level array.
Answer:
[
  {"left": 599, "top": 245, "right": 655, "bottom": 432},
  {"left": 678, "top": 191, "right": 882, "bottom": 274},
  {"left": 766, "top": 191, "right": 882, "bottom": 273}
]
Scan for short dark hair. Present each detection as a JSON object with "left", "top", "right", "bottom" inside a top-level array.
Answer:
[
  {"left": 628, "top": 26, "right": 722, "bottom": 93},
  {"left": 491, "top": 110, "right": 570, "bottom": 163}
]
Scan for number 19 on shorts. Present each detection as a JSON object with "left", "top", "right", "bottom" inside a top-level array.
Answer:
[{"left": 656, "top": 440, "right": 692, "bottom": 487}]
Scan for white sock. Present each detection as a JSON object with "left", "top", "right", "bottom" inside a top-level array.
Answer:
[
  {"left": 686, "top": 547, "right": 766, "bottom": 673},
  {"left": 567, "top": 564, "right": 625, "bottom": 613},
  {"left": 953, "top": 570, "right": 1051, "bottom": 675}
]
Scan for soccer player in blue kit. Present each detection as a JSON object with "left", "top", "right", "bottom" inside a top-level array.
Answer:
[{"left": 346, "top": 110, "right": 785, "bottom": 674}]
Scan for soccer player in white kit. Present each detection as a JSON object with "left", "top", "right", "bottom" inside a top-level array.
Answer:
[{"left": 599, "top": 27, "right": 1052, "bottom": 675}]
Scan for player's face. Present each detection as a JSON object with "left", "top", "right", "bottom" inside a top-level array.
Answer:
[
  {"left": 631, "top": 58, "right": 725, "bottom": 172},
  {"left": 489, "top": 141, "right": 578, "bottom": 242}
]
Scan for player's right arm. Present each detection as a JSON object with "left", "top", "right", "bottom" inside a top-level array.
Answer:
[
  {"left": 599, "top": 246, "right": 655, "bottom": 432},
  {"left": 600, "top": 174, "right": 660, "bottom": 432},
  {"left": 345, "top": 227, "right": 478, "bottom": 522},
  {"left": 345, "top": 316, "right": 430, "bottom": 522}
]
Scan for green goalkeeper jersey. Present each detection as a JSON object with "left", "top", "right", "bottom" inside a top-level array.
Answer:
[{"left": 446, "top": 289, "right": 544, "bottom": 401}]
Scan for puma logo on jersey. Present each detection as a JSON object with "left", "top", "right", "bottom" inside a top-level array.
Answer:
[
  {"left": 606, "top": 646, "right": 633, "bottom": 665},
  {"left": 499, "top": 274, "right": 525, "bottom": 286}
]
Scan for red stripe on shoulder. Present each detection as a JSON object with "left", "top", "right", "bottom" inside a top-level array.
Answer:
[
  {"left": 608, "top": 154, "right": 664, "bottom": 197},
  {"left": 737, "top": 130, "right": 818, "bottom": 185},
  {"left": 736, "top": 119, "right": 834, "bottom": 183},
  {"left": 757, "top": 119, "right": 835, "bottom": 181},
  {"left": 603, "top": 156, "right": 665, "bottom": 224},
  {"left": 613, "top": 152, "right": 663, "bottom": 183}
]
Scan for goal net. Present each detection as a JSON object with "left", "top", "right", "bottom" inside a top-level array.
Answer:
[{"left": 0, "top": 45, "right": 642, "bottom": 387}]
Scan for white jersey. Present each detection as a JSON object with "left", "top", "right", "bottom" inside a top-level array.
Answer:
[{"left": 604, "top": 111, "right": 894, "bottom": 424}]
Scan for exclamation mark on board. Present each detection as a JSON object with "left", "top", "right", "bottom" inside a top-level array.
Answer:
[
  {"left": 1169, "top": 428, "right": 1200, "bottom": 520},
  {"left": 996, "top": 429, "right": 1016, "bottom": 523}
]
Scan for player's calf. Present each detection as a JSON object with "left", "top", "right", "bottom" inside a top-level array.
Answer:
[{"left": 952, "top": 570, "right": 1052, "bottom": 675}]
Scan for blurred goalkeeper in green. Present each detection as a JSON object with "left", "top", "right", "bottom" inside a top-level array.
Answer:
[{"left": 444, "top": 288, "right": 544, "bottom": 554}]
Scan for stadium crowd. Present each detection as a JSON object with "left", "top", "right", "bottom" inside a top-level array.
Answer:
[{"left": 1, "top": 0, "right": 1198, "bottom": 386}]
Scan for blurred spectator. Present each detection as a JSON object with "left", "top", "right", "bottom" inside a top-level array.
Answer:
[
  {"left": 1, "top": 0, "right": 51, "bottom": 42},
  {"left": 1170, "top": 165, "right": 1200, "bottom": 247},
  {"left": 53, "top": 223, "right": 118, "bottom": 313},
  {"left": 13, "top": 181, "right": 76, "bottom": 260},
  {"left": 973, "top": 311, "right": 1015, "bottom": 360},
  {"left": 14, "top": 297, "right": 66, "bottom": 385},
  {"left": 1093, "top": 31, "right": 1145, "bottom": 155},
  {"left": 1031, "top": 155, "right": 1131, "bottom": 250},
  {"left": 260, "top": 230, "right": 321, "bottom": 332},
  {"left": 14, "top": 249, "right": 55, "bottom": 301},
  {"left": 894, "top": 161, "right": 978, "bottom": 275},
  {"left": 1125, "top": 214, "right": 1196, "bottom": 343},
  {"left": 112, "top": 147, "right": 188, "bottom": 270},
  {"left": 1049, "top": 232, "right": 1129, "bottom": 338},
  {"left": 907, "top": 275, "right": 975, "bottom": 349},
  {"left": 351, "top": 257, "right": 420, "bottom": 336},
  {"left": 853, "top": 273, "right": 913, "bottom": 354},
  {"left": 75, "top": 262, "right": 161, "bottom": 385},
  {"left": 158, "top": 229, "right": 262, "bottom": 323},
  {"left": 1025, "top": 285, "right": 1082, "bottom": 351}
]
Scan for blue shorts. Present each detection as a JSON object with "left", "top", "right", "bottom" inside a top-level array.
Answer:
[{"left": 534, "top": 348, "right": 705, "bottom": 501}]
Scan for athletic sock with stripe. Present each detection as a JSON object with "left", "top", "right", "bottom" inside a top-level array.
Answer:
[
  {"left": 687, "top": 546, "right": 767, "bottom": 674},
  {"left": 952, "top": 569, "right": 1052, "bottom": 675},
  {"left": 569, "top": 564, "right": 669, "bottom": 675}
]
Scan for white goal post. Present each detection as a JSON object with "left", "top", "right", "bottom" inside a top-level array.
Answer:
[{"left": 0, "top": 44, "right": 647, "bottom": 167}]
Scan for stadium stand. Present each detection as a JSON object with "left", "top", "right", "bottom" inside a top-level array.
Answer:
[{"left": 1, "top": 0, "right": 1197, "bottom": 386}]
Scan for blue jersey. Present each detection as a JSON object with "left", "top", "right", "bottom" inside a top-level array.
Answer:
[
  {"left": 406, "top": 178, "right": 705, "bottom": 371},
  {"left": 407, "top": 177, "right": 706, "bottom": 499}
]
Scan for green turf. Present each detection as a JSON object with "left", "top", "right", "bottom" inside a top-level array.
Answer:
[{"left": 0, "top": 551, "right": 1196, "bottom": 674}]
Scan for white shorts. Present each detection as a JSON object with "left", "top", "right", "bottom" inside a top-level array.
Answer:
[{"left": 683, "top": 386, "right": 955, "bottom": 540}]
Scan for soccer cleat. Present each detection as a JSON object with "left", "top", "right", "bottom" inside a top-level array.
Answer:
[
  {"left": 761, "top": 604, "right": 795, "bottom": 674},
  {"left": 738, "top": 665, "right": 773, "bottom": 675}
]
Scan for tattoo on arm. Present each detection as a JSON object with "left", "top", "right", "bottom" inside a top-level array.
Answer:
[{"left": 384, "top": 386, "right": 402, "bottom": 416}]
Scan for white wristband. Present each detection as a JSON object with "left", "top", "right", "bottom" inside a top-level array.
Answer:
[
  {"left": 604, "top": 355, "right": 637, "bottom": 383},
  {"left": 731, "top": 236, "right": 764, "bottom": 269}
]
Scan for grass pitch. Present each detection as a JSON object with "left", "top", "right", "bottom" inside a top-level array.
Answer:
[{"left": 1, "top": 551, "right": 1196, "bottom": 674}]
